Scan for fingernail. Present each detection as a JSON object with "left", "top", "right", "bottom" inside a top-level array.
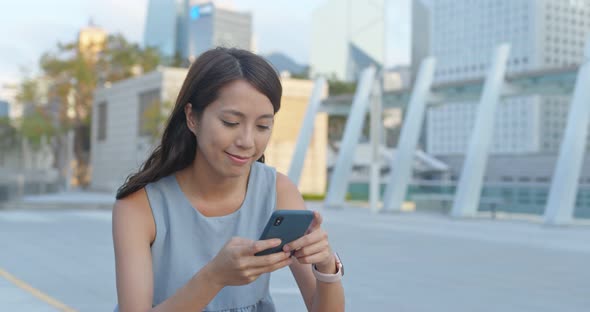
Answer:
[{"left": 283, "top": 245, "right": 290, "bottom": 252}]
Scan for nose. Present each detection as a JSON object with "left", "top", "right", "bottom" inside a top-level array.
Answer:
[{"left": 235, "top": 127, "right": 255, "bottom": 149}]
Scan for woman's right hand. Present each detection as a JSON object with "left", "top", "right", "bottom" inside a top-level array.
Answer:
[{"left": 205, "top": 237, "right": 293, "bottom": 287}]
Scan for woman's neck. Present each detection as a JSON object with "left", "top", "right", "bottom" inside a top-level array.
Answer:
[{"left": 176, "top": 156, "right": 250, "bottom": 203}]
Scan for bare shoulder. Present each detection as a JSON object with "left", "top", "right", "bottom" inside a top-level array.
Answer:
[
  {"left": 276, "top": 172, "right": 305, "bottom": 211},
  {"left": 112, "top": 188, "right": 156, "bottom": 311},
  {"left": 113, "top": 188, "right": 156, "bottom": 244}
]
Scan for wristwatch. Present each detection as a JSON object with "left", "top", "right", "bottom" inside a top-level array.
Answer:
[{"left": 312, "top": 252, "right": 344, "bottom": 283}]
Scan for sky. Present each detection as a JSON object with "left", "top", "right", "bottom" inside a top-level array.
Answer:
[{"left": 0, "top": 0, "right": 411, "bottom": 102}]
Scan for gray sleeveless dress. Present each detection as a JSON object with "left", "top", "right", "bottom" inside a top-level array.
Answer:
[{"left": 114, "top": 162, "right": 277, "bottom": 312}]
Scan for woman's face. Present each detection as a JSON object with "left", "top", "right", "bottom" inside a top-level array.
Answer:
[{"left": 189, "top": 79, "right": 275, "bottom": 178}]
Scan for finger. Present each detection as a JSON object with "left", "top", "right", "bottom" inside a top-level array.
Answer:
[
  {"left": 294, "top": 249, "right": 332, "bottom": 265},
  {"left": 306, "top": 211, "right": 323, "bottom": 234},
  {"left": 247, "top": 238, "right": 282, "bottom": 255},
  {"left": 293, "top": 240, "right": 329, "bottom": 258},
  {"left": 250, "top": 256, "right": 294, "bottom": 276},
  {"left": 284, "top": 229, "right": 325, "bottom": 252},
  {"left": 248, "top": 250, "right": 291, "bottom": 268}
]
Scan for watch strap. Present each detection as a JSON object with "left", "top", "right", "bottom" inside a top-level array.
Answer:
[{"left": 312, "top": 253, "right": 343, "bottom": 283}]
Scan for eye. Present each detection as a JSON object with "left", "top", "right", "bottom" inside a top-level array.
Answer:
[
  {"left": 257, "top": 125, "right": 271, "bottom": 131},
  {"left": 222, "top": 120, "right": 239, "bottom": 127}
]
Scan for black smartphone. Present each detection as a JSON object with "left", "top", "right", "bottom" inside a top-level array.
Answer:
[{"left": 255, "top": 210, "right": 314, "bottom": 256}]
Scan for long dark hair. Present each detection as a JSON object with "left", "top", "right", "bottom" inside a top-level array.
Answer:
[{"left": 116, "top": 47, "right": 282, "bottom": 199}]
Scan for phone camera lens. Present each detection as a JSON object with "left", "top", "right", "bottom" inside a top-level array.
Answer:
[{"left": 274, "top": 216, "right": 283, "bottom": 226}]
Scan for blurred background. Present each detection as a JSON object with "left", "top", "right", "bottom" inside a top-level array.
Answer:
[{"left": 1, "top": 0, "right": 589, "bottom": 311}]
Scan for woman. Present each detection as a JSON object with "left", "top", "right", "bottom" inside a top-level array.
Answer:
[{"left": 112, "top": 47, "right": 345, "bottom": 312}]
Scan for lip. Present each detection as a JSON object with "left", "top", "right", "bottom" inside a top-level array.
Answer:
[{"left": 225, "top": 152, "right": 251, "bottom": 165}]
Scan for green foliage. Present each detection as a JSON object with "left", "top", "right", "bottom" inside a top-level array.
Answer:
[
  {"left": 37, "top": 33, "right": 163, "bottom": 131},
  {"left": 142, "top": 100, "right": 173, "bottom": 143},
  {"left": 15, "top": 77, "right": 40, "bottom": 105},
  {"left": 328, "top": 115, "right": 349, "bottom": 147},
  {"left": 18, "top": 109, "right": 55, "bottom": 147},
  {"left": 141, "top": 47, "right": 162, "bottom": 71},
  {"left": 301, "top": 193, "right": 352, "bottom": 201},
  {"left": 0, "top": 117, "right": 19, "bottom": 149},
  {"left": 327, "top": 80, "right": 357, "bottom": 95},
  {"left": 19, "top": 31, "right": 163, "bottom": 185},
  {"left": 97, "top": 34, "right": 161, "bottom": 81},
  {"left": 166, "top": 51, "right": 189, "bottom": 68},
  {"left": 290, "top": 66, "right": 310, "bottom": 79},
  {"left": 302, "top": 193, "right": 326, "bottom": 201},
  {"left": 327, "top": 73, "right": 356, "bottom": 95}
]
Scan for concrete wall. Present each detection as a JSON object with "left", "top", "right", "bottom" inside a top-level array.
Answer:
[
  {"left": 91, "top": 69, "right": 179, "bottom": 192},
  {"left": 263, "top": 78, "right": 328, "bottom": 195}
]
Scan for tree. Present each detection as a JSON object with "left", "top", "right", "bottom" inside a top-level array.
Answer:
[
  {"left": 96, "top": 34, "right": 160, "bottom": 82},
  {"left": 13, "top": 75, "right": 56, "bottom": 148},
  {"left": 141, "top": 99, "right": 173, "bottom": 144},
  {"left": 30, "top": 33, "right": 161, "bottom": 187},
  {"left": 168, "top": 51, "right": 189, "bottom": 68},
  {"left": 14, "top": 75, "right": 44, "bottom": 122},
  {"left": 19, "top": 109, "right": 55, "bottom": 147},
  {"left": 327, "top": 73, "right": 357, "bottom": 95},
  {"left": 290, "top": 66, "right": 311, "bottom": 79},
  {"left": 0, "top": 117, "right": 18, "bottom": 166}
]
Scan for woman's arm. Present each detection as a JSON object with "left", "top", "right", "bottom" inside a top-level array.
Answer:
[
  {"left": 275, "top": 173, "right": 345, "bottom": 312},
  {"left": 112, "top": 189, "right": 223, "bottom": 312}
]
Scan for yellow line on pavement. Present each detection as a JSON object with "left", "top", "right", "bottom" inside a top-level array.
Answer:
[{"left": 0, "top": 267, "right": 77, "bottom": 312}]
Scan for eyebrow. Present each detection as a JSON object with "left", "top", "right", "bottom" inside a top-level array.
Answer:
[{"left": 221, "top": 109, "right": 274, "bottom": 120}]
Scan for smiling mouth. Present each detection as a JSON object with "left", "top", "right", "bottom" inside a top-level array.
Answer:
[{"left": 225, "top": 152, "right": 251, "bottom": 160}]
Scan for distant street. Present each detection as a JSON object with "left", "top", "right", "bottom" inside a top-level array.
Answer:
[{"left": 0, "top": 204, "right": 589, "bottom": 311}]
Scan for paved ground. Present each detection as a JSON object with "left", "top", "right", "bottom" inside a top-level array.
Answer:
[{"left": 0, "top": 201, "right": 589, "bottom": 311}]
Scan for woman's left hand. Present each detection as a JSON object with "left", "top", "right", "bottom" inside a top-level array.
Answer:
[{"left": 283, "top": 211, "right": 336, "bottom": 273}]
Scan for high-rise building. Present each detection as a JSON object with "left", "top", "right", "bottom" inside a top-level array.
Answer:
[
  {"left": 144, "top": 0, "right": 185, "bottom": 59},
  {"left": 411, "top": 0, "right": 431, "bottom": 84},
  {"left": 0, "top": 100, "right": 9, "bottom": 118},
  {"left": 426, "top": 0, "right": 590, "bottom": 156},
  {"left": 143, "top": 0, "right": 252, "bottom": 62},
  {"left": 187, "top": 2, "right": 252, "bottom": 61},
  {"left": 78, "top": 20, "right": 107, "bottom": 62},
  {"left": 310, "top": 0, "right": 385, "bottom": 82}
]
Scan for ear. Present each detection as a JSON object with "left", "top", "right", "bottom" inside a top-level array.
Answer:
[{"left": 184, "top": 103, "right": 198, "bottom": 135}]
